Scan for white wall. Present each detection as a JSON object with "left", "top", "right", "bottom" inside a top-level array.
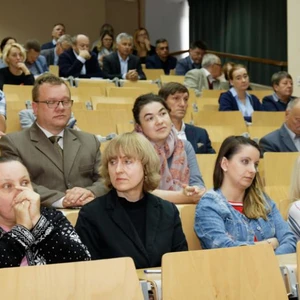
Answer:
[
  {"left": 287, "top": 0, "right": 300, "bottom": 96},
  {"left": 145, "top": 0, "right": 189, "bottom": 55}
]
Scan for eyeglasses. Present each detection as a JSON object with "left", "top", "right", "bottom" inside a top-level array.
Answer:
[
  {"left": 35, "top": 100, "right": 73, "bottom": 109},
  {"left": 214, "top": 63, "right": 222, "bottom": 67}
]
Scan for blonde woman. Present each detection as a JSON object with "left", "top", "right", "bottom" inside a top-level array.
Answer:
[
  {"left": 194, "top": 136, "right": 296, "bottom": 254},
  {"left": 75, "top": 132, "right": 188, "bottom": 269},
  {"left": 0, "top": 43, "right": 34, "bottom": 90},
  {"left": 288, "top": 156, "right": 300, "bottom": 239}
]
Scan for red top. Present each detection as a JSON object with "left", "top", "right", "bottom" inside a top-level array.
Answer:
[{"left": 228, "top": 201, "right": 257, "bottom": 242}]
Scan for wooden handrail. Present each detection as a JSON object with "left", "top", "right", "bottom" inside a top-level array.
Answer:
[{"left": 170, "top": 49, "right": 287, "bottom": 68}]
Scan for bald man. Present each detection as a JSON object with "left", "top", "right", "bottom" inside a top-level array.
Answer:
[{"left": 58, "top": 34, "right": 104, "bottom": 78}]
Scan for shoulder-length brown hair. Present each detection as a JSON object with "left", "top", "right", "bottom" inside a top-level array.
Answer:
[
  {"left": 214, "top": 136, "right": 269, "bottom": 219},
  {"left": 100, "top": 132, "right": 161, "bottom": 192}
]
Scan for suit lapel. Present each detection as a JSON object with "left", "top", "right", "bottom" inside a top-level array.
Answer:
[
  {"left": 107, "top": 190, "right": 150, "bottom": 262},
  {"left": 30, "top": 123, "right": 63, "bottom": 172},
  {"left": 113, "top": 52, "right": 121, "bottom": 74},
  {"left": 184, "top": 124, "right": 196, "bottom": 150},
  {"left": 63, "top": 129, "right": 81, "bottom": 178},
  {"left": 280, "top": 125, "right": 298, "bottom": 151}
]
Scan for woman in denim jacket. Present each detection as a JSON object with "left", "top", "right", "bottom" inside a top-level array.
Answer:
[{"left": 194, "top": 136, "right": 296, "bottom": 254}]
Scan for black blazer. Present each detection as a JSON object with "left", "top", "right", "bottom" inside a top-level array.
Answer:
[
  {"left": 102, "top": 52, "right": 146, "bottom": 80},
  {"left": 145, "top": 54, "right": 177, "bottom": 75},
  {"left": 58, "top": 48, "right": 104, "bottom": 78},
  {"left": 75, "top": 189, "right": 188, "bottom": 269},
  {"left": 185, "top": 123, "right": 215, "bottom": 154}
]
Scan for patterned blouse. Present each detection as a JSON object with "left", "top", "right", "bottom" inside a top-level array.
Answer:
[{"left": 0, "top": 208, "right": 91, "bottom": 268}]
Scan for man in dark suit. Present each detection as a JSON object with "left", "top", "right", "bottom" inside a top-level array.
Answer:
[
  {"left": 0, "top": 73, "right": 107, "bottom": 208},
  {"left": 41, "top": 23, "right": 66, "bottom": 50},
  {"left": 146, "top": 38, "right": 177, "bottom": 75},
  {"left": 175, "top": 40, "right": 207, "bottom": 75},
  {"left": 159, "top": 82, "right": 215, "bottom": 154},
  {"left": 259, "top": 98, "right": 300, "bottom": 154},
  {"left": 41, "top": 34, "right": 72, "bottom": 67},
  {"left": 102, "top": 32, "right": 146, "bottom": 80},
  {"left": 58, "top": 34, "right": 104, "bottom": 78}
]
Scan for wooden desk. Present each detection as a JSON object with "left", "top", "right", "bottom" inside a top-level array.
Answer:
[
  {"left": 137, "top": 253, "right": 297, "bottom": 280},
  {"left": 137, "top": 268, "right": 162, "bottom": 281},
  {"left": 0, "top": 258, "right": 143, "bottom": 300},
  {"left": 137, "top": 252, "right": 297, "bottom": 299},
  {"left": 277, "top": 253, "right": 296, "bottom": 266}
]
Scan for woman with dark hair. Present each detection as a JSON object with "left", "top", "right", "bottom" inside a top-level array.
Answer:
[
  {"left": 92, "top": 30, "right": 115, "bottom": 67},
  {"left": 218, "top": 64, "right": 262, "bottom": 122},
  {"left": 75, "top": 132, "right": 188, "bottom": 268},
  {"left": 132, "top": 93, "right": 205, "bottom": 204},
  {"left": 0, "top": 157, "right": 90, "bottom": 268},
  {"left": 194, "top": 136, "right": 296, "bottom": 254},
  {"left": 132, "top": 28, "right": 155, "bottom": 64},
  {"left": 0, "top": 37, "right": 17, "bottom": 68}
]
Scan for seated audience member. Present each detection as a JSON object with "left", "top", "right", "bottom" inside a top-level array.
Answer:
[
  {"left": 259, "top": 98, "right": 300, "bottom": 154},
  {"left": 0, "top": 37, "right": 17, "bottom": 68},
  {"left": 262, "top": 71, "right": 295, "bottom": 111},
  {"left": 103, "top": 33, "right": 146, "bottom": 80},
  {"left": 92, "top": 30, "right": 114, "bottom": 67},
  {"left": 19, "top": 108, "right": 76, "bottom": 129},
  {"left": 159, "top": 82, "right": 215, "bottom": 154},
  {"left": 41, "top": 23, "right": 66, "bottom": 50},
  {"left": 75, "top": 132, "right": 188, "bottom": 269},
  {"left": 0, "top": 90, "right": 6, "bottom": 134},
  {"left": 0, "top": 73, "right": 107, "bottom": 208},
  {"left": 92, "top": 23, "right": 115, "bottom": 50},
  {"left": 133, "top": 93, "right": 205, "bottom": 204},
  {"left": 288, "top": 155, "right": 300, "bottom": 239},
  {"left": 0, "top": 43, "right": 34, "bottom": 90},
  {"left": 175, "top": 40, "right": 207, "bottom": 75},
  {"left": 222, "top": 62, "right": 252, "bottom": 91},
  {"left": 58, "top": 34, "right": 104, "bottom": 78},
  {"left": 41, "top": 34, "right": 72, "bottom": 67},
  {"left": 0, "top": 157, "right": 91, "bottom": 268},
  {"left": 24, "top": 40, "right": 48, "bottom": 76},
  {"left": 194, "top": 135, "right": 296, "bottom": 254},
  {"left": 184, "top": 53, "right": 228, "bottom": 95},
  {"left": 218, "top": 64, "right": 262, "bottom": 122},
  {"left": 146, "top": 38, "right": 177, "bottom": 75},
  {"left": 132, "top": 28, "right": 155, "bottom": 64}
]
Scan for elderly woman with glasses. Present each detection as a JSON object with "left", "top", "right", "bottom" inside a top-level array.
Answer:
[
  {"left": 0, "top": 43, "right": 34, "bottom": 90},
  {"left": 0, "top": 157, "right": 91, "bottom": 268}
]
